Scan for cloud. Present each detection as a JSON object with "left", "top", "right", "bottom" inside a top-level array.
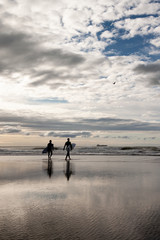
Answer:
[
  {"left": 81, "top": 117, "right": 160, "bottom": 131},
  {"left": 0, "top": 21, "right": 86, "bottom": 87},
  {"left": 114, "top": 15, "right": 160, "bottom": 39},
  {"left": 134, "top": 62, "right": 160, "bottom": 73},
  {"left": 150, "top": 37, "right": 160, "bottom": 48},
  {"left": 30, "top": 98, "right": 68, "bottom": 104},
  {"left": 143, "top": 137, "right": 156, "bottom": 141},
  {"left": 105, "top": 135, "right": 130, "bottom": 139},
  {"left": 0, "top": 125, "right": 21, "bottom": 134},
  {"left": 29, "top": 68, "right": 87, "bottom": 88},
  {"left": 0, "top": 111, "right": 160, "bottom": 134},
  {"left": 40, "top": 131, "right": 92, "bottom": 138},
  {"left": 0, "top": 34, "right": 85, "bottom": 69},
  {"left": 100, "top": 30, "right": 117, "bottom": 40},
  {"left": 0, "top": 0, "right": 160, "bottom": 146},
  {"left": 134, "top": 61, "right": 160, "bottom": 85}
]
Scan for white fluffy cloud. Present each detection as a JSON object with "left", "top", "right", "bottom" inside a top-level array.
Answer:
[
  {"left": 114, "top": 16, "right": 160, "bottom": 39},
  {"left": 150, "top": 37, "right": 160, "bottom": 48}
]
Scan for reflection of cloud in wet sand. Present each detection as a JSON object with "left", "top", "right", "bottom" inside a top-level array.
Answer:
[{"left": 0, "top": 155, "right": 160, "bottom": 239}]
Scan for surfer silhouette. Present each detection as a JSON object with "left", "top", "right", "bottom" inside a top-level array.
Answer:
[
  {"left": 63, "top": 138, "right": 72, "bottom": 160},
  {"left": 47, "top": 140, "right": 54, "bottom": 158}
]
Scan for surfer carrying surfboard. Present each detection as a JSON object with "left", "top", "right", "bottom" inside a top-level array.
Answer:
[
  {"left": 63, "top": 138, "right": 72, "bottom": 160},
  {"left": 47, "top": 140, "right": 54, "bottom": 158}
]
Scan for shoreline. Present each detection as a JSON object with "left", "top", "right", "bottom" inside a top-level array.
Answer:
[
  {"left": 1, "top": 145, "right": 160, "bottom": 157},
  {"left": 0, "top": 154, "right": 160, "bottom": 160},
  {"left": 0, "top": 153, "right": 160, "bottom": 157}
]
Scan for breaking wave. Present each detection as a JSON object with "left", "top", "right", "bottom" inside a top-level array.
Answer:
[{"left": 0, "top": 145, "right": 160, "bottom": 156}]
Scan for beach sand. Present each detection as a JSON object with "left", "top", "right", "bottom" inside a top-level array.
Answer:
[{"left": 0, "top": 155, "right": 160, "bottom": 240}]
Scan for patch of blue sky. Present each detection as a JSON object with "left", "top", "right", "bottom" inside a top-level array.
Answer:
[
  {"left": 128, "top": 13, "right": 159, "bottom": 19},
  {"left": 103, "top": 35, "right": 147, "bottom": 55},
  {"left": 98, "top": 13, "right": 159, "bottom": 36},
  {"left": 103, "top": 35, "right": 160, "bottom": 61},
  {"left": 97, "top": 18, "right": 160, "bottom": 61},
  {"left": 148, "top": 0, "right": 160, "bottom": 4},
  {"left": 31, "top": 98, "right": 68, "bottom": 104},
  {"left": 71, "top": 32, "right": 91, "bottom": 42},
  {"left": 97, "top": 21, "right": 114, "bottom": 40}
]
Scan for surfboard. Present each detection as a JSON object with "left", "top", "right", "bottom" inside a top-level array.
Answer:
[
  {"left": 42, "top": 144, "right": 54, "bottom": 154},
  {"left": 66, "top": 143, "right": 76, "bottom": 151},
  {"left": 42, "top": 147, "right": 48, "bottom": 154},
  {"left": 72, "top": 143, "right": 76, "bottom": 149}
]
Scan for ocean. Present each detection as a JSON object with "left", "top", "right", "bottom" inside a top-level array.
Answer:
[{"left": 0, "top": 145, "right": 160, "bottom": 156}]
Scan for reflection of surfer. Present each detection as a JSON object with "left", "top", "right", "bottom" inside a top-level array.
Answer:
[
  {"left": 65, "top": 160, "right": 72, "bottom": 181},
  {"left": 47, "top": 140, "right": 54, "bottom": 158},
  {"left": 63, "top": 138, "right": 72, "bottom": 160},
  {"left": 47, "top": 158, "right": 53, "bottom": 178}
]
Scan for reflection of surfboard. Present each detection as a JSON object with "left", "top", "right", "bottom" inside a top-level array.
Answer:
[{"left": 42, "top": 147, "right": 48, "bottom": 154}]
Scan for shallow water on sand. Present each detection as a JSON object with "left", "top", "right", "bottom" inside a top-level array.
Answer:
[{"left": 0, "top": 155, "right": 160, "bottom": 240}]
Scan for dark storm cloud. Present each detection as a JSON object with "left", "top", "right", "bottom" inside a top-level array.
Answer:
[
  {"left": 0, "top": 22, "right": 85, "bottom": 84},
  {"left": 42, "top": 49, "right": 85, "bottom": 66},
  {"left": 0, "top": 111, "right": 160, "bottom": 133},
  {"left": 134, "top": 62, "right": 160, "bottom": 85},
  {"left": 81, "top": 117, "right": 160, "bottom": 131},
  {"left": 134, "top": 63, "right": 160, "bottom": 73},
  {"left": 0, "top": 126, "right": 21, "bottom": 134},
  {"left": 30, "top": 70, "right": 62, "bottom": 87},
  {"left": 42, "top": 131, "right": 92, "bottom": 138},
  {"left": 0, "top": 31, "right": 85, "bottom": 67},
  {"left": 30, "top": 69, "right": 84, "bottom": 87}
]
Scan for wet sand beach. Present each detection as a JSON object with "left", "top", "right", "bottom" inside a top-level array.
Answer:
[{"left": 0, "top": 155, "right": 160, "bottom": 240}]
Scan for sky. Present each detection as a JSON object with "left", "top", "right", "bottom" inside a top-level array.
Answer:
[{"left": 0, "top": 0, "right": 160, "bottom": 146}]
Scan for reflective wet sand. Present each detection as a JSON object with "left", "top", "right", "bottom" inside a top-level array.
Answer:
[{"left": 0, "top": 155, "right": 160, "bottom": 240}]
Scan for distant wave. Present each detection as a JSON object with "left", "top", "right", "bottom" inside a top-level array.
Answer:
[{"left": 0, "top": 146, "right": 160, "bottom": 156}]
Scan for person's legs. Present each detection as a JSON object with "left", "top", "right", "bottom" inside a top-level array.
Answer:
[
  {"left": 48, "top": 150, "right": 52, "bottom": 159},
  {"left": 67, "top": 150, "right": 71, "bottom": 160},
  {"left": 65, "top": 150, "right": 69, "bottom": 160}
]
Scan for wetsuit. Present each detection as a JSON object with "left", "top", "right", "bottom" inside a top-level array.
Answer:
[
  {"left": 47, "top": 142, "right": 53, "bottom": 157},
  {"left": 64, "top": 141, "right": 72, "bottom": 159}
]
